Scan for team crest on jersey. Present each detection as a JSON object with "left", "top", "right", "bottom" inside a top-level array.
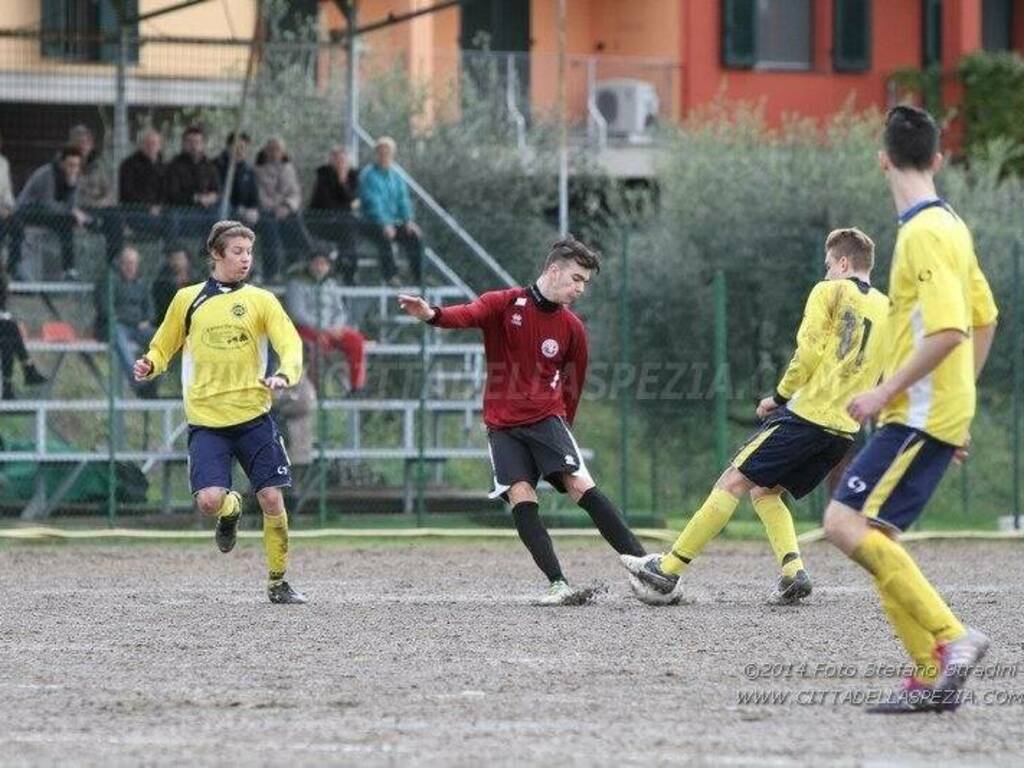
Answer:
[
  {"left": 541, "top": 339, "right": 559, "bottom": 358},
  {"left": 231, "top": 303, "right": 247, "bottom": 317},
  {"left": 511, "top": 313, "right": 522, "bottom": 327}
]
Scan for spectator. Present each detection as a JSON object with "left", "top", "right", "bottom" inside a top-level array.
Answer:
[
  {"left": 359, "top": 136, "right": 423, "bottom": 286},
  {"left": 254, "top": 136, "right": 315, "bottom": 281},
  {"left": 0, "top": 131, "right": 13, "bottom": 255},
  {"left": 118, "top": 128, "right": 168, "bottom": 241},
  {"left": 151, "top": 242, "right": 199, "bottom": 325},
  {"left": 214, "top": 131, "right": 261, "bottom": 228},
  {"left": 286, "top": 251, "right": 367, "bottom": 392},
  {"left": 307, "top": 144, "right": 360, "bottom": 285},
  {"left": 95, "top": 245, "right": 156, "bottom": 397},
  {"left": 66, "top": 124, "right": 124, "bottom": 263},
  {"left": 164, "top": 125, "right": 221, "bottom": 242},
  {"left": 0, "top": 262, "right": 47, "bottom": 400},
  {"left": 7, "top": 145, "right": 91, "bottom": 280},
  {"left": 272, "top": 377, "right": 317, "bottom": 479}
]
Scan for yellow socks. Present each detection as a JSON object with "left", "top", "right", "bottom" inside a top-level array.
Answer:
[
  {"left": 216, "top": 491, "right": 241, "bottom": 520},
  {"left": 852, "top": 528, "right": 964, "bottom": 644},
  {"left": 752, "top": 494, "right": 803, "bottom": 578},
  {"left": 875, "top": 576, "right": 940, "bottom": 684},
  {"left": 660, "top": 489, "right": 740, "bottom": 575},
  {"left": 263, "top": 511, "right": 290, "bottom": 582}
]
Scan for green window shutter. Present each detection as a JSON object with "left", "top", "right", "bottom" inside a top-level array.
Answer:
[
  {"left": 100, "top": 0, "right": 139, "bottom": 64},
  {"left": 40, "top": 0, "right": 67, "bottom": 59},
  {"left": 922, "top": 0, "right": 943, "bottom": 67},
  {"left": 834, "top": 0, "right": 871, "bottom": 72},
  {"left": 722, "top": 0, "right": 756, "bottom": 68}
]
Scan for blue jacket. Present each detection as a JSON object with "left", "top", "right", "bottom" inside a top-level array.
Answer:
[{"left": 358, "top": 164, "right": 412, "bottom": 226}]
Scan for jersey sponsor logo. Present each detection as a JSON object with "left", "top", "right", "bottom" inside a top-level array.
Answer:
[
  {"left": 201, "top": 325, "right": 253, "bottom": 350},
  {"left": 541, "top": 338, "right": 559, "bottom": 358},
  {"left": 511, "top": 312, "right": 523, "bottom": 327},
  {"left": 847, "top": 475, "right": 867, "bottom": 494},
  {"left": 514, "top": 297, "right": 527, "bottom": 306},
  {"left": 231, "top": 303, "right": 247, "bottom": 317},
  {"left": 564, "top": 454, "right": 576, "bottom": 467},
  {"left": 918, "top": 269, "right": 933, "bottom": 282}
]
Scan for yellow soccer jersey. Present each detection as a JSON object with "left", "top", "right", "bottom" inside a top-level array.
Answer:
[
  {"left": 879, "top": 203, "right": 998, "bottom": 446},
  {"left": 142, "top": 279, "right": 303, "bottom": 428},
  {"left": 777, "top": 277, "right": 890, "bottom": 434}
]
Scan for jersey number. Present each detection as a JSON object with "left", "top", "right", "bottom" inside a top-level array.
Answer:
[{"left": 837, "top": 312, "right": 873, "bottom": 367}]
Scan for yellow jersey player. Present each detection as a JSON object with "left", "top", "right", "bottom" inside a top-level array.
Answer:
[
  {"left": 133, "top": 220, "right": 307, "bottom": 604},
  {"left": 824, "top": 106, "right": 998, "bottom": 713},
  {"left": 623, "top": 228, "right": 889, "bottom": 605}
]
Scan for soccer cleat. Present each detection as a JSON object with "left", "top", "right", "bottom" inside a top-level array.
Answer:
[
  {"left": 932, "top": 626, "right": 990, "bottom": 710},
  {"left": 620, "top": 553, "right": 683, "bottom": 606},
  {"left": 866, "top": 678, "right": 942, "bottom": 715},
  {"left": 268, "top": 580, "right": 308, "bottom": 604},
  {"left": 534, "top": 579, "right": 596, "bottom": 607},
  {"left": 770, "top": 569, "right": 812, "bottom": 605},
  {"left": 214, "top": 491, "right": 243, "bottom": 553}
]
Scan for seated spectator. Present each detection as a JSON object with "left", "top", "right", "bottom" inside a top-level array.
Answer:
[
  {"left": 7, "top": 145, "right": 92, "bottom": 281},
  {"left": 214, "top": 131, "right": 261, "bottom": 229},
  {"left": 272, "top": 376, "right": 317, "bottom": 482},
  {"left": 359, "top": 136, "right": 424, "bottom": 286},
  {"left": 118, "top": 128, "right": 168, "bottom": 241},
  {"left": 95, "top": 245, "right": 157, "bottom": 397},
  {"left": 164, "top": 125, "right": 221, "bottom": 243},
  {"left": 0, "top": 130, "right": 13, "bottom": 255},
  {"left": 0, "top": 262, "right": 47, "bottom": 400},
  {"left": 255, "top": 137, "right": 315, "bottom": 281},
  {"left": 306, "top": 144, "right": 360, "bottom": 285},
  {"left": 286, "top": 251, "right": 367, "bottom": 392},
  {"left": 67, "top": 124, "right": 124, "bottom": 263},
  {"left": 151, "top": 242, "right": 200, "bottom": 325}
]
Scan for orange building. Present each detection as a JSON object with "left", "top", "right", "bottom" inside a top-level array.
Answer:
[{"left": 326, "top": 0, "right": 1024, "bottom": 126}]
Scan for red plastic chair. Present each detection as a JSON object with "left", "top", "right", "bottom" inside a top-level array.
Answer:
[{"left": 40, "top": 321, "right": 78, "bottom": 343}]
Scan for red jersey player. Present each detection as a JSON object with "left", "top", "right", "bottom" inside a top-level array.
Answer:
[{"left": 398, "top": 237, "right": 645, "bottom": 605}]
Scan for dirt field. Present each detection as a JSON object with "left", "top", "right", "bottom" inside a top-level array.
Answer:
[{"left": 1, "top": 537, "right": 1022, "bottom": 766}]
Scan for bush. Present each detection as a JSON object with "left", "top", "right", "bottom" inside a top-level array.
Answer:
[{"left": 958, "top": 50, "right": 1024, "bottom": 175}]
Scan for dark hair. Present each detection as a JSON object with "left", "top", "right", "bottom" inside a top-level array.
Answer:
[
  {"left": 58, "top": 144, "right": 83, "bottom": 160},
  {"left": 164, "top": 240, "right": 190, "bottom": 258},
  {"left": 544, "top": 236, "right": 601, "bottom": 274},
  {"left": 226, "top": 131, "right": 251, "bottom": 146},
  {"left": 884, "top": 105, "right": 940, "bottom": 171},
  {"left": 183, "top": 125, "right": 205, "bottom": 139}
]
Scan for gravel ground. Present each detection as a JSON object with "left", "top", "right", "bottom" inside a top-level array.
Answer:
[{"left": 1, "top": 538, "right": 1022, "bottom": 766}]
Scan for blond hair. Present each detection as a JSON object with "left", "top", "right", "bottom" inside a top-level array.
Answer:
[{"left": 826, "top": 227, "right": 875, "bottom": 272}]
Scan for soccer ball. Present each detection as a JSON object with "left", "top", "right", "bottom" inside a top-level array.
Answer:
[{"left": 626, "top": 571, "right": 684, "bottom": 606}]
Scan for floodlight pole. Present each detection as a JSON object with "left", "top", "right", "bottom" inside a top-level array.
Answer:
[{"left": 557, "top": 0, "right": 569, "bottom": 236}]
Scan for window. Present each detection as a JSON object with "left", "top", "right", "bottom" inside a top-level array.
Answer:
[
  {"left": 833, "top": 0, "right": 871, "bottom": 72},
  {"left": 723, "top": 0, "right": 813, "bottom": 71},
  {"left": 41, "top": 0, "right": 138, "bottom": 64},
  {"left": 922, "top": 0, "right": 942, "bottom": 67},
  {"left": 982, "top": 0, "right": 1013, "bottom": 51}
]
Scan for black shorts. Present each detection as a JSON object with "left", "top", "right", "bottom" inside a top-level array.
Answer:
[
  {"left": 487, "top": 416, "right": 593, "bottom": 501},
  {"left": 732, "top": 410, "right": 853, "bottom": 499}
]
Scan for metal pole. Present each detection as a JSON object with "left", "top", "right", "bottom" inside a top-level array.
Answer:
[
  {"left": 417, "top": 275, "right": 428, "bottom": 524},
  {"left": 556, "top": 0, "right": 568, "bottom": 236},
  {"left": 344, "top": 1, "right": 359, "bottom": 159},
  {"left": 1014, "top": 242, "right": 1022, "bottom": 529},
  {"left": 619, "top": 229, "right": 630, "bottom": 518},
  {"left": 106, "top": 267, "right": 118, "bottom": 525},
  {"left": 316, "top": 279, "right": 327, "bottom": 525},
  {"left": 713, "top": 269, "right": 728, "bottom": 470},
  {"left": 113, "top": 23, "right": 129, "bottom": 202}
]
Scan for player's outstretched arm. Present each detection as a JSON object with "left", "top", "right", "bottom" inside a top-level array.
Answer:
[
  {"left": 397, "top": 291, "right": 503, "bottom": 329},
  {"left": 136, "top": 290, "right": 188, "bottom": 381},
  {"left": 397, "top": 294, "right": 436, "bottom": 322}
]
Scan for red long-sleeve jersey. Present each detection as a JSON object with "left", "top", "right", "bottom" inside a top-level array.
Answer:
[{"left": 428, "top": 285, "right": 589, "bottom": 429}]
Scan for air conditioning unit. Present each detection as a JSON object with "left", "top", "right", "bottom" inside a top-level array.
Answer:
[{"left": 595, "top": 79, "right": 659, "bottom": 142}]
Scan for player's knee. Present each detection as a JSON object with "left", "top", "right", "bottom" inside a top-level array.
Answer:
[
  {"left": 195, "top": 488, "right": 225, "bottom": 516},
  {"left": 716, "top": 467, "right": 752, "bottom": 497},
  {"left": 507, "top": 482, "right": 537, "bottom": 506},
  {"left": 565, "top": 474, "right": 594, "bottom": 503},
  {"left": 256, "top": 487, "right": 286, "bottom": 516},
  {"left": 823, "top": 503, "right": 856, "bottom": 545}
]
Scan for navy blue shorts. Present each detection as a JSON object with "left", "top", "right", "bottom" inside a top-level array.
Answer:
[
  {"left": 187, "top": 413, "right": 292, "bottom": 495},
  {"left": 732, "top": 411, "right": 854, "bottom": 499},
  {"left": 832, "top": 424, "right": 956, "bottom": 532}
]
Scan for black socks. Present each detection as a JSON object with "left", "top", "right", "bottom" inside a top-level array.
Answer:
[
  {"left": 578, "top": 487, "right": 646, "bottom": 557},
  {"left": 511, "top": 501, "right": 564, "bottom": 583}
]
